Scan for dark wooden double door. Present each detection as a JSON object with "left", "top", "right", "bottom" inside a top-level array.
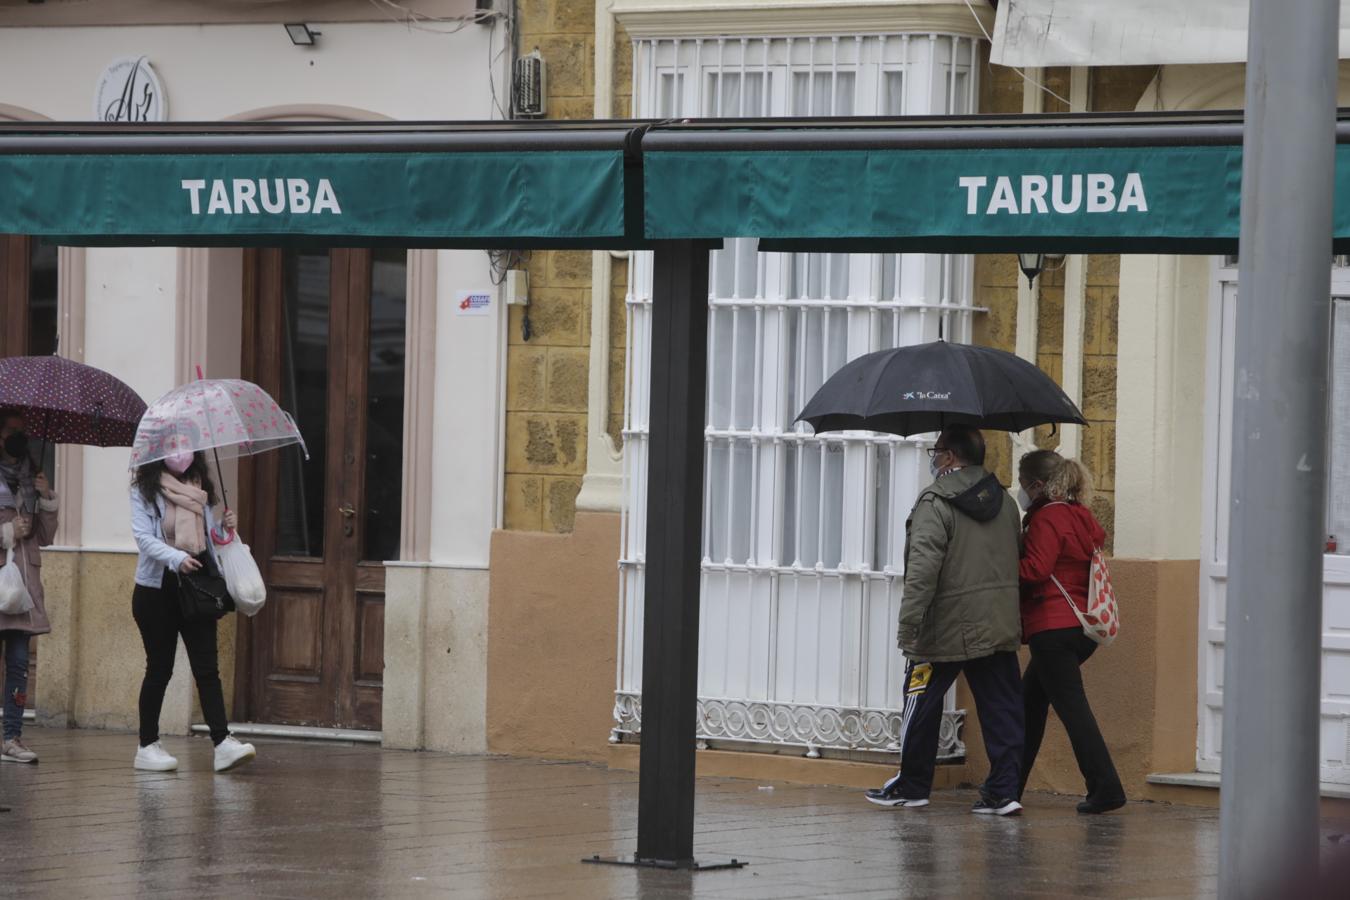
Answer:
[{"left": 238, "top": 247, "right": 407, "bottom": 731}]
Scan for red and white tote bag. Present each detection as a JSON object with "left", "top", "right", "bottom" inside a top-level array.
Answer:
[{"left": 1051, "top": 548, "right": 1120, "bottom": 647}]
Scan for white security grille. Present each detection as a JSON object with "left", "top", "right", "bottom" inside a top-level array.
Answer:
[{"left": 616, "top": 33, "right": 981, "bottom": 759}]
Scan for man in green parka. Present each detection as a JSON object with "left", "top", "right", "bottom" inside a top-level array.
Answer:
[{"left": 864, "top": 425, "right": 1026, "bottom": 816}]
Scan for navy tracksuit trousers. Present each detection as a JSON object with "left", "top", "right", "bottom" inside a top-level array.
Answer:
[{"left": 882, "top": 651, "right": 1024, "bottom": 801}]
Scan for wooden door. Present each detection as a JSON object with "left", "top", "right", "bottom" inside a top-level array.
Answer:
[
  {"left": 237, "top": 246, "right": 406, "bottom": 730},
  {"left": 0, "top": 235, "right": 58, "bottom": 707}
]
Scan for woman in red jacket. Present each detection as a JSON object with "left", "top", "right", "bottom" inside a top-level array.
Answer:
[{"left": 1017, "top": 450, "right": 1125, "bottom": 814}]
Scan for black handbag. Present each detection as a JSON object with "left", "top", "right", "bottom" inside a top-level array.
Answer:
[{"left": 174, "top": 551, "right": 236, "bottom": 621}]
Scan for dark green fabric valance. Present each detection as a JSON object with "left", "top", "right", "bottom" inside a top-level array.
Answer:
[
  {"left": 0, "top": 146, "right": 639, "bottom": 249},
  {"left": 642, "top": 139, "right": 1350, "bottom": 253},
  {"left": 9, "top": 116, "right": 1350, "bottom": 252}
]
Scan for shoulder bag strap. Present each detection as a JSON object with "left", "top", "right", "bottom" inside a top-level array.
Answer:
[{"left": 1049, "top": 572, "right": 1090, "bottom": 625}]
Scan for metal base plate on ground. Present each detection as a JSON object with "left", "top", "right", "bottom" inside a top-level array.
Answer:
[{"left": 582, "top": 855, "right": 747, "bottom": 871}]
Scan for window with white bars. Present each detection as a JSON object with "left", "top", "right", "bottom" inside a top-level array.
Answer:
[{"left": 615, "top": 33, "right": 982, "bottom": 758}]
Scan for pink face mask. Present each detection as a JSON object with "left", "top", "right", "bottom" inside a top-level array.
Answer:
[{"left": 165, "top": 451, "right": 193, "bottom": 475}]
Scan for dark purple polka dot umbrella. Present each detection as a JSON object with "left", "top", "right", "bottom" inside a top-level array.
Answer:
[{"left": 0, "top": 355, "right": 146, "bottom": 447}]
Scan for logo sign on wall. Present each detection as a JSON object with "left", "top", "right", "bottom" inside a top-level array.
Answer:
[
  {"left": 454, "top": 289, "right": 494, "bottom": 317},
  {"left": 94, "top": 57, "right": 167, "bottom": 122}
]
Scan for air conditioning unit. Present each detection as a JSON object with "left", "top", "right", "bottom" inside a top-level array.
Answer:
[{"left": 513, "top": 50, "right": 547, "bottom": 119}]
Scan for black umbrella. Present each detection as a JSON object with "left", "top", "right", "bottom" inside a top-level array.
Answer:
[{"left": 796, "top": 340, "right": 1086, "bottom": 437}]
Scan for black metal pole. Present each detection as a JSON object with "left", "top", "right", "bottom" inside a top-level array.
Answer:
[{"left": 635, "top": 240, "right": 710, "bottom": 867}]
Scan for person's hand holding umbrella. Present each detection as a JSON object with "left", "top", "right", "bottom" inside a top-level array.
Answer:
[
  {"left": 9, "top": 473, "right": 53, "bottom": 542},
  {"left": 9, "top": 514, "right": 30, "bottom": 542}
]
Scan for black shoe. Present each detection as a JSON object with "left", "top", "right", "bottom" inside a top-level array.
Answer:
[
  {"left": 972, "top": 795, "right": 1024, "bottom": 816},
  {"left": 864, "top": 786, "right": 930, "bottom": 808},
  {"left": 1076, "top": 796, "right": 1126, "bottom": 815}
]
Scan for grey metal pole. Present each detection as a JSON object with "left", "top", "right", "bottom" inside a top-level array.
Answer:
[{"left": 1221, "top": 1, "right": 1338, "bottom": 896}]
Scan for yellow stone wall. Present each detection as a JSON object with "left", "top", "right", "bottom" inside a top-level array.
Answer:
[
  {"left": 504, "top": 0, "right": 600, "bottom": 533},
  {"left": 503, "top": 9, "right": 1154, "bottom": 545},
  {"left": 975, "top": 63, "right": 1156, "bottom": 550},
  {"left": 505, "top": 4, "right": 636, "bottom": 529}
]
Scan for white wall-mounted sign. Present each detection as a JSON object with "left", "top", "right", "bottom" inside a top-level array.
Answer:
[
  {"left": 453, "top": 289, "right": 493, "bottom": 317},
  {"left": 94, "top": 57, "right": 167, "bottom": 122}
]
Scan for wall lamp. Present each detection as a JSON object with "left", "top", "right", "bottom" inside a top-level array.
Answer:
[
  {"left": 285, "top": 23, "right": 321, "bottom": 46},
  {"left": 1016, "top": 252, "right": 1065, "bottom": 287},
  {"left": 1017, "top": 252, "right": 1045, "bottom": 287}
]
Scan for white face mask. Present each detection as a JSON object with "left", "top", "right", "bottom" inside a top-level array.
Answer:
[{"left": 1018, "top": 487, "right": 1035, "bottom": 510}]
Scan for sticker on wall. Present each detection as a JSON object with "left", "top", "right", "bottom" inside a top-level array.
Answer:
[
  {"left": 94, "top": 56, "right": 167, "bottom": 122},
  {"left": 454, "top": 289, "right": 494, "bottom": 317}
]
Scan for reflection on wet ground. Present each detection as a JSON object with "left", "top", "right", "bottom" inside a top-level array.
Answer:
[{"left": 0, "top": 727, "right": 1346, "bottom": 898}]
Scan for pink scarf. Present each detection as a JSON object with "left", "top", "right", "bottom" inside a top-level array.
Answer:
[{"left": 159, "top": 473, "right": 207, "bottom": 556}]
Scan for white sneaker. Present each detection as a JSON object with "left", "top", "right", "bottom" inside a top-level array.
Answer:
[
  {"left": 134, "top": 741, "right": 179, "bottom": 772},
  {"left": 213, "top": 736, "right": 256, "bottom": 773}
]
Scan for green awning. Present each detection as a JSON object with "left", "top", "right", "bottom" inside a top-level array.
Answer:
[
  {"left": 641, "top": 118, "right": 1350, "bottom": 253},
  {"left": 9, "top": 115, "right": 1350, "bottom": 253},
  {"left": 0, "top": 123, "right": 645, "bottom": 249}
]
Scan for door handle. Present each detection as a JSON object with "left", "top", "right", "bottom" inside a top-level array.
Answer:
[{"left": 339, "top": 504, "right": 356, "bottom": 518}]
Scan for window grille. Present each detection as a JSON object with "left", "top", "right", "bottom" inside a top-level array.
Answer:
[{"left": 616, "top": 33, "right": 981, "bottom": 759}]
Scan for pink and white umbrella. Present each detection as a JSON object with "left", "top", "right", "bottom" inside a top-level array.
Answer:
[{"left": 129, "top": 379, "right": 307, "bottom": 470}]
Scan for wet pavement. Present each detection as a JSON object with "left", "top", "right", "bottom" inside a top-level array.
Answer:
[{"left": 0, "top": 726, "right": 1346, "bottom": 899}]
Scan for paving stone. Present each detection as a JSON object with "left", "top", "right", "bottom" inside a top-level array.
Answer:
[{"left": 1, "top": 727, "right": 1347, "bottom": 898}]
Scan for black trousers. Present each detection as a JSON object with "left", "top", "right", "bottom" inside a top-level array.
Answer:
[
  {"left": 1020, "top": 627, "right": 1124, "bottom": 802},
  {"left": 885, "top": 651, "right": 1024, "bottom": 801},
  {"left": 132, "top": 572, "right": 229, "bottom": 747}
]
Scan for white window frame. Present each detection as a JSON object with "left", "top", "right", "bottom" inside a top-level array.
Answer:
[{"left": 1199, "top": 257, "right": 1350, "bottom": 785}]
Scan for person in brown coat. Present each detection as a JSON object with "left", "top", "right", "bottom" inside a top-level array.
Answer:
[{"left": 0, "top": 408, "right": 58, "bottom": 764}]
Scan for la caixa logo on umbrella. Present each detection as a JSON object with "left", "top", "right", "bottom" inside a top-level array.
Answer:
[{"left": 903, "top": 391, "right": 952, "bottom": 401}]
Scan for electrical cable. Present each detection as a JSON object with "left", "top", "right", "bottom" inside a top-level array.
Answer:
[
  {"left": 364, "top": 0, "right": 499, "bottom": 35},
  {"left": 961, "top": 0, "right": 1073, "bottom": 108},
  {"left": 487, "top": 2, "right": 515, "bottom": 119}
]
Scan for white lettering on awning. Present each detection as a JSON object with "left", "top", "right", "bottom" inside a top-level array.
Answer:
[
  {"left": 958, "top": 173, "right": 1148, "bottom": 215},
  {"left": 180, "top": 178, "right": 342, "bottom": 215}
]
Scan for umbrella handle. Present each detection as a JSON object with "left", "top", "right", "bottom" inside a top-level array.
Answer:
[
  {"left": 26, "top": 408, "right": 51, "bottom": 518},
  {"left": 212, "top": 444, "right": 229, "bottom": 513}
]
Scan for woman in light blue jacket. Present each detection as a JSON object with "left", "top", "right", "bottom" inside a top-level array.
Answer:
[{"left": 130, "top": 449, "right": 255, "bottom": 774}]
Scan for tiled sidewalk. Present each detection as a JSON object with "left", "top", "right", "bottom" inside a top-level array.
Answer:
[{"left": 0, "top": 726, "right": 1346, "bottom": 898}]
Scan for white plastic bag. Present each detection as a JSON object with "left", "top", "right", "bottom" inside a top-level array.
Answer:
[
  {"left": 215, "top": 532, "right": 266, "bottom": 616},
  {"left": 0, "top": 545, "right": 33, "bottom": 617}
]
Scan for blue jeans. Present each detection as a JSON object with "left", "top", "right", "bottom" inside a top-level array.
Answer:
[{"left": 1, "top": 630, "right": 29, "bottom": 741}]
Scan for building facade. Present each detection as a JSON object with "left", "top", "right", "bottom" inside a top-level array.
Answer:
[
  {"left": 490, "top": 0, "right": 1350, "bottom": 807},
  {"left": 3, "top": 0, "right": 1347, "bottom": 808},
  {"left": 0, "top": 0, "right": 506, "bottom": 751}
]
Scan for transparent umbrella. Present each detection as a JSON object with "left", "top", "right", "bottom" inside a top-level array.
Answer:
[{"left": 130, "top": 379, "right": 308, "bottom": 470}]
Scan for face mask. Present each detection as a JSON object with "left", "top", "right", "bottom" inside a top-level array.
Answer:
[
  {"left": 1018, "top": 487, "right": 1034, "bottom": 510},
  {"left": 929, "top": 456, "right": 943, "bottom": 478},
  {"left": 2, "top": 432, "right": 28, "bottom": 460},
  {"left": 165, "top": 451, "right": 193, "bottom": 475}
]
